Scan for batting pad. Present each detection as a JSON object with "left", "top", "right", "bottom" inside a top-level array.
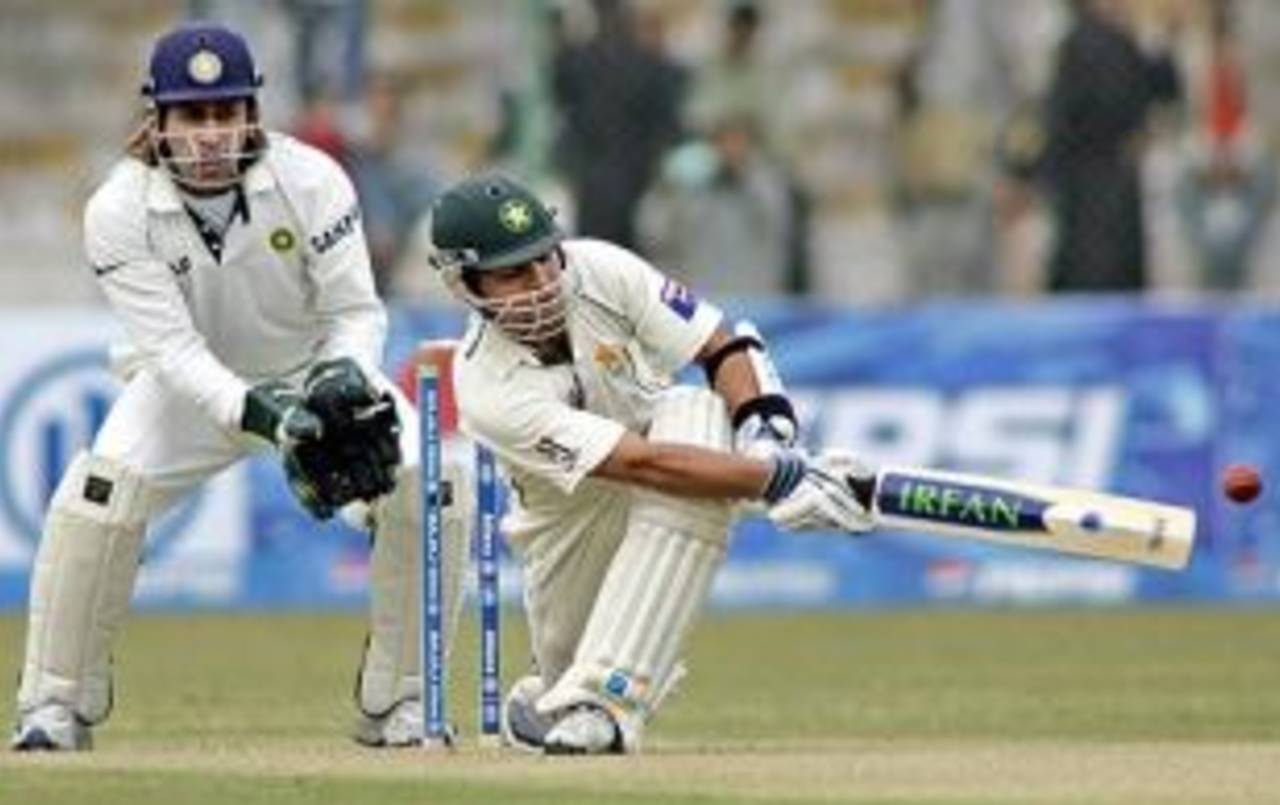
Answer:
[
  {"left": 537, "top": 388, "right": 734, "bottom": 749},
  {"left": 356, "top": 459, "right": 471, "bottom": 718},
  {"left": 17, "top": 452, "right": 155, "bottom": 724}
]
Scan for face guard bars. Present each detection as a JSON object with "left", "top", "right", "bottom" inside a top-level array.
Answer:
[
  {"left": 429, "top": 248, "right": 569, "bottom": 347},
  {"left": 149, "top": 122, "right": 265, "bottom": 192}
]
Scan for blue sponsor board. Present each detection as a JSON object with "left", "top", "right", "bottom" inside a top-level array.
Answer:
[{"left": 2, "top": 299, "right": 1279, "bottom": 610}]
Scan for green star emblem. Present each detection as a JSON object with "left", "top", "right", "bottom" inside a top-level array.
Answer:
[{"left": 498, "top": 199, "right": 534, "bottom": 233}]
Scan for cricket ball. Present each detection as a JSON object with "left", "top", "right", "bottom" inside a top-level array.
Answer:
[{"left": 1222, "top": 463, "right": 1262, "bottom": 504}]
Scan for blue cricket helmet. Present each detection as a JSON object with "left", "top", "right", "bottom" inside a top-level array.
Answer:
[{"left": 142, "top": 23, "right": 262, "bottom": 105}]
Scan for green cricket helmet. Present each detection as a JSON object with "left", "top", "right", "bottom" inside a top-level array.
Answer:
[{"left": 428, "top": 173, "right": 569, "bottom": 346}]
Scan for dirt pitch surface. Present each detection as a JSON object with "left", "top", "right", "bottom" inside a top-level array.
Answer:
[
  {"left": 2, "top": 610, "right": 1278, "bottom": 804},
  {"left": 5, "top": 737, "right": 1279, "bottom": 804}
]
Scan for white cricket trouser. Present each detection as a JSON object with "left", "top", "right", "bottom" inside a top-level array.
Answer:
[
  {"left": 515, "top": 386, "right": 735, "bottom": 732},
  {"left": 517, "top": 479, "right": 633, "bottom": 688}
]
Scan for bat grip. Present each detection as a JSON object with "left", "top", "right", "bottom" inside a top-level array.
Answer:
[{"left": 846, "top": 473, "right": 878, "bottom": 511}]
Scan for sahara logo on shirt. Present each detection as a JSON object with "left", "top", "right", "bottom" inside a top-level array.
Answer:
[
  {"left": 659, "top": 277, "right": 698, "bottom": 321},
  {"left": 311, "top": 204, "right": 361, "bottom": 254},
  {"left": 534, "top": 436, "right": 579, "bottom": 472}
]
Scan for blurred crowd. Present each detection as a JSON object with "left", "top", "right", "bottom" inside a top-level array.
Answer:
[{"left": 4, "top": 0, "right": 1280, "bottom": 305}]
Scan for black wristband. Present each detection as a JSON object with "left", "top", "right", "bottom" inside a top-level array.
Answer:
[
  {"left": 731, "top": 393, "right": 797, "bottom": 432},
  {"left": 700, "top": 334, "right": 764, "bottom": 386}
]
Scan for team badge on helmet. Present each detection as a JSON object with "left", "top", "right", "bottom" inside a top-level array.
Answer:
[
  {"left": 498, "top": 199, "right": 533, "bottom": 234},
  {"left": 187, "top": 49, "right": 224, "bottom": 84}
]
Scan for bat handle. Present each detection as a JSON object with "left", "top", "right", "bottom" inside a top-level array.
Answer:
[{"left": 846, "top": 473, "right": 878, "bottom": 511}]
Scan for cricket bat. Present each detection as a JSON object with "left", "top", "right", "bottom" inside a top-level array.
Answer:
[{"left": 846, "top": 466, "right": 1196, "bottom": 570}]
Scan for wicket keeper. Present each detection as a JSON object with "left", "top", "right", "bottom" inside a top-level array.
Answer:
[{"left": 11, "top": 23, "right": 470, "bottom": 751}]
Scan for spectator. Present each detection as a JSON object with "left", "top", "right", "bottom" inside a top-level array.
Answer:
[
  {"left": 1176, "top": 134, "right": 1275, "bottom": 291},
  {"left": 281, "top": 0, "right": 368, "bottom": 104},
  {"left": 551, "top": 0, "right": 687, "bottom": 248},
  {"left": 992, "top": 100, "right": 1053, "bottom": 296},
  {"left": 686, "top": 1, "right": 781, "bottom": 156},
  {"left": 890, "top": 0, "right": 1061, "bottom": 297},
  {"left": 347, "top": 72, "right": 442, "bottom": 295},
  {"left": 638, "top": 114, "right": 794, "bottom": 299},
  {"left": 290, "top": 86, "right": 350, "bottom": 167},
  {"left": 1041, "top": 0, "right": 1181, "bottom": 292},
  {"left": 1175, "top": 1, "right": 1274, "bottom": 291}
]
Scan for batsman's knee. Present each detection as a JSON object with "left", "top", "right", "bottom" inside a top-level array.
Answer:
[{"left": 632, "top": 387, "right": 735, "bottom": 546}]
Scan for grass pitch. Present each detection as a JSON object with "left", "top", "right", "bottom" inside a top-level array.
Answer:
[{"left": 1, "top": 609, "right": 1278, "bottom": 804}]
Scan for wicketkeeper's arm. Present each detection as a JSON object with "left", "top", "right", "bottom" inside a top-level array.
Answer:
[
  {"left": 306, "top": 154, "right": 386, "bottom": 375},
  {"left": 85, "top": 189, "right": 251, "bottom": 431},
  {"left": 240, "top": 380, "right": 324, "bottom": 447}
]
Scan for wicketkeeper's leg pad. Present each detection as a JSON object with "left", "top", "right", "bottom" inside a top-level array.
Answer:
[
  {"left": 537, "top": 387, "right": 735, "bottom": 751},
  {"left": 17, "top": 452, "right": 156, "bottom": 724},
  {"left": 355, "top": 459, "right": 471, "bottom": 720}
]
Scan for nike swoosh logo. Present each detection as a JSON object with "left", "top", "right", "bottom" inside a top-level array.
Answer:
[{"left": 90, "top": 261, "right": 125, "bottom": 277}]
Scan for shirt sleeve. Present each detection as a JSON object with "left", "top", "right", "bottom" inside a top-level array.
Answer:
[
  {"left": 593, "top": 243, "right": 723, "bottom": 375},
  {"left": 84, "top": 181, "right": 249, "bottom": 430},
  {"left": 304, "top": 154, "right": 387, "bottom": 376},
  {"left": 459, "top": 371, "right": 626, "bottom": 495}
]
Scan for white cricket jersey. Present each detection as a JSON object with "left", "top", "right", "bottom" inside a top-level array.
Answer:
[
  {"left": 455, "top": 239, "right": 723, "bottom": 537},
  {"left": 83, "top": 132, "right": 386, "bottom": 431}
]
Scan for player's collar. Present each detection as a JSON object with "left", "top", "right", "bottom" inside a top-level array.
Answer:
[
  {"left": 475, "top": 317, "right": 540, "bottom": 377},
  {"left": 242, "top": 158, "right": 277, "bottom": 195},
  {"left": 468, "top": 315, "right": 579, "bottom": 383}
]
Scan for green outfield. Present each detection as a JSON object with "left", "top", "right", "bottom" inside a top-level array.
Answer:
[{"left": 2, "top": 609, "right": 1278, "bottom": 804}]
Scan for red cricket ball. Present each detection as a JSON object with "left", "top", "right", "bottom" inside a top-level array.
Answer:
[{"left": 1222, "top": 463, "right": 1263, "bottom": 504}]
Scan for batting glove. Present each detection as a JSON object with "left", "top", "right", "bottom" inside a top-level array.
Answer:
[{"left": 763, "top": 450, "right": 876, "bottom": 534}]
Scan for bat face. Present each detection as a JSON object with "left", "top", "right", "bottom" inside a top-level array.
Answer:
[{"left": 869, "top": 468, "right": 1196, "bottom": 570}]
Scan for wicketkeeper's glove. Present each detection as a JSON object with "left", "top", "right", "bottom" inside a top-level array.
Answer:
[
  {"left": 282, "top": 357, "right": 403, "bottom": 520},
  {"left": 241, "top": 379, "right": 324, "bottom": 449}
]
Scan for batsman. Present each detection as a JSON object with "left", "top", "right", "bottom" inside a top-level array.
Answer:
[
  {"left": 429, "top": 173, "right": 876, "bottom": 755},
  {"left": 10, "top": 23, "right": 472, "bottom": 751}
]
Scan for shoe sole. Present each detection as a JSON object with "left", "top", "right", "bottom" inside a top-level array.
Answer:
[
  {"left": 11, "top": 727, "right": 57, "bottom": 751},
  {"left": 11, "top": 725, "right": 91, "bottom": 752},
  {"left": 503, "top": 701, "right": 549, "bottom": 753}
]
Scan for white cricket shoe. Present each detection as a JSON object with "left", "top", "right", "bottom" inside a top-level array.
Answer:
[
  {"left": 10, "top": 703, "right": 92, "bottom": 752},
  {"left": 502, "top": 675, "right": 554, "bottom": 753},
  {"left": 543, "top": 703, "right": 624, "bottom": 756},
  {"left": 354, "top": 699, "right": 455, "bottom": 748}
]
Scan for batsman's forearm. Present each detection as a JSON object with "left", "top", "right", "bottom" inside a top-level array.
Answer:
[{"left": 595, "top": 440, "right": 774, "bottom": 500}]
